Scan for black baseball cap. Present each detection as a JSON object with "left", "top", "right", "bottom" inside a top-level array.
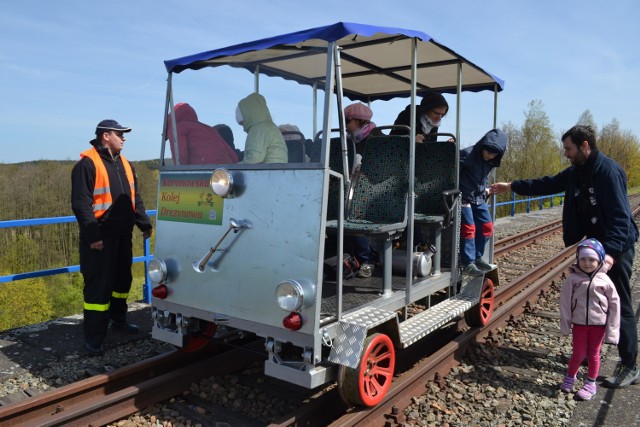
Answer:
[{"left": 95, "top": 119, "right": 132, "bottom": 135}]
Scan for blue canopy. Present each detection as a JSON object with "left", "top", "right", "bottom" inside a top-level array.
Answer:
[{"left": 164, "top": 22, "right": 504, "bottom": 102}]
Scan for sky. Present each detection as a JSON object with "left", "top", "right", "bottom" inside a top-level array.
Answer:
[{"left": 1, "top": 0, "right": 639, "bottom": 164}]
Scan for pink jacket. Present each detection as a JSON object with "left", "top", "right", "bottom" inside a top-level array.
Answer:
[
  {"left": 559, "top": 265, "right": 620, "bottom": 344},
  {"left": 167, "top": 103, "right": 239, "bottom": 165}
]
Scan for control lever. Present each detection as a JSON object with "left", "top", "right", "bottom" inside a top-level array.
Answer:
[{"left": 193, "top": 218, "right": 244, "bottom": 272}]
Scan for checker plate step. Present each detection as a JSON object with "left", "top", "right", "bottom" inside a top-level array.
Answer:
[{"left": 399, "top": 295, "right": 475, "bottom": 347}]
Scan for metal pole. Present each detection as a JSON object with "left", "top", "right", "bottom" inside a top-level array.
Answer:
[{"left": 488, "top": 84, "right": 499, "bottom": 262}]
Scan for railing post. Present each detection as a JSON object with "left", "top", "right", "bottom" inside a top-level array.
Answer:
[
  {"left": 539, "top": 197, "right": 543, "bottom": 211},
  {"left": 143, "top": 237, "right": 151, "bottom": 303},
  {"left": 550, "top": 195, "right": 554, "bottom": 208},
  {"left": 511, "top": 192, "right": 516, "bottom": 216}
]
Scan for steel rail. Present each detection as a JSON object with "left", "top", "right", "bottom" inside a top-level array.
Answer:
[
  {"left": 494, "top": 220, "right": 562, "bottom": 255},
  {"left": 326, "top": 246, "right": 575, "bottom": 426},
  {"left": 0, "top": 343, "right": 262, "bottom": 427},
  {"left": 4, "top": 202, "right": 638, "bottom": 426}
]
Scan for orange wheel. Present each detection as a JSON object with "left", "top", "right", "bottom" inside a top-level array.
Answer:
[
  {"left": 180, "top": 321, "right": 217, "bottom": 353},
  {"left": 464, "top": 278, "right": 495, "bottom": 327},
  {"left": 338, "top": 333, "right": 395, "bottom": 407}
]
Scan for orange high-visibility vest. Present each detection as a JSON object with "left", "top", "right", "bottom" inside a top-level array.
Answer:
[{"left": 80, "top": 147, "right": 135, "bottom": 219}]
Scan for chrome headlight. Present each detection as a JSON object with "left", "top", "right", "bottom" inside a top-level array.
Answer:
[
  {"left": 275, "top": 280, "right": 315, "bottom": 312},
  {"left": 148, "top": 258, "right": 168, "bottom": 283},
  {"left": 210, "top": 168, "right": 233, "bottom": 197}
]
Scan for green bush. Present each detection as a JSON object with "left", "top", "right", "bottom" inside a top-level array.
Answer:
[{"left": 0, "top": 279, "right": 55, "bottom": 331}]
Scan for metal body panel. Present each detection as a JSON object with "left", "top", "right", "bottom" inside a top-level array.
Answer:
[
  {"left": 264, "top": 360, "right": 337, "bottom": 389},
  {"left": 149, "top": 23, "right": 504, "bottom": 392},
  {"left": 328, "top": 307, "right": 397, "bottom": 368},
  {"left": 153, "top": 169, "right": 326, "bottom": 340},
  {"left": 152, "top": 298, "right": 319, "bottom": 348}
]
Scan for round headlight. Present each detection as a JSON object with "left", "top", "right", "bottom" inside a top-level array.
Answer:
[
  {"left": 210, "top": 168, "right": 233, "bottom": 197},
  {"left": 148, "top": 258, "right": 168, "bottom": 283},
  {"left": 275, "top": 280, "right": 305, "bottom": 312}
]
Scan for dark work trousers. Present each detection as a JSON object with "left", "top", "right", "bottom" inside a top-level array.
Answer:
[
  {"left": 607, "top": 244, "right": 638, "bottom": 369},
  {"left": 79, "top": 231, "right": 133, "bottom": 346}
]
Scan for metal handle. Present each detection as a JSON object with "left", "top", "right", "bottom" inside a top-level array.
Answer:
[{"left": 193, "top": 218, "right": 244, "bottom": 272}]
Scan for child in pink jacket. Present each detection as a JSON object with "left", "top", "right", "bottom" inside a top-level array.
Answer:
[{"left": 559, "top": 238, "right": 620, "bottom": 400}]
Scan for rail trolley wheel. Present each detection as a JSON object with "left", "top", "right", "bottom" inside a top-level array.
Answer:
[
  {"left": 338, "top": 332, "right": 396, "bottom": 407},
  {"left": 464, "top": 278, "right": 495, "bottom": 327},
  {"left": 180, "top": 321, "right": 217, "bottom": 353}
]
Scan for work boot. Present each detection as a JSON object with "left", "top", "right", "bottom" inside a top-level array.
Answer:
[
  {"left": 111, "top": 321, "right": 140, "bottom": 334},
  {"left": 475, "top": 258, "right": 496, "bottom": 271},
  {"left": 84, "top": 342, "right": 104, "bottom": 356},
  {"left": 602, "top": 363, "right": 640, "bottom": 388},
  {"left": 462, "top": 263, "right": 483, "bottom": 276},
  {"left": 357, "top": 263, "right": 374, "bottom": 278}
]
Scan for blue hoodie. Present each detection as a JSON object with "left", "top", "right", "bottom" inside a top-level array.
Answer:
[{"left": 459, "top": 128, "right": 508, "bottom": 205}]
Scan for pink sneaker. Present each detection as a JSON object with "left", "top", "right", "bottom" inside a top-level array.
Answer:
[
  {"left": 576, "top": 382, "right": 597, "bottom": 400},
  {"left": 560, "top": 375, "right": 576, "bottom": 393}
]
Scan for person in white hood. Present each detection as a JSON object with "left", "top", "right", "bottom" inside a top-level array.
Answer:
[{"left": 236, "top": 93, "right": 287, "bottom": 164}]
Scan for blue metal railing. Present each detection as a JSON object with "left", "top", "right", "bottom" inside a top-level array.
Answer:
[
  {"left": 0, "top": 193, "right": 563, "bottom": 301},
  {"left": 491, "top": 192, "right": 564, "bottom": 216},
  {"left": 0, "top": 210, "right": 157, "bottom": 302}
]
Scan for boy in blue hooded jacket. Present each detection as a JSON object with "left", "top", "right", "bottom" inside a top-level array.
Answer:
[{"left": 459, "top": 128, "right": 508, "bottom": 275}]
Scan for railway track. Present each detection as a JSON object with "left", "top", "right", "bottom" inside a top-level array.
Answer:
[
  {"left": 326, "top": 203, "right": 640, "bottom": 426},
  {"left": 325, "top": 248, "right": 576, "bottom": 426},
  {"left": 1, "top": 205, "right": 637, "bottom": 426},
  {"left": 0, "top": 342, "right": 263, "bottom": 426}
]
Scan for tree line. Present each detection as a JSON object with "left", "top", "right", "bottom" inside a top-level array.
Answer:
[
  {"left": 495, "top": 100, "right": 640, "bottom": 216},
  {"left": 0, "top": 159, "right": 158, "bottom": 331},
  {"left": 0, "top": 101, "right": 638, "bottom": 330}
]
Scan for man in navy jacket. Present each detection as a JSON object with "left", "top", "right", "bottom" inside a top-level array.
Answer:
[{"left": 491, "top": 125, "right": 639, "bottom": 388}]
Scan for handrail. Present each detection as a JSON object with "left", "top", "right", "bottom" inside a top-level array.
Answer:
[
  {"left": 0, "top": 210, "right": 157, "bottom": 303},
  {"left": 490, "top": 192, "right": 564, "bottom": 216},
  {"left": 0, "top": 193, "right": 562, "bottom": 299}
]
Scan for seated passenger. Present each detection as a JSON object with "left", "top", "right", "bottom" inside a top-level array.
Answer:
[
  {"left": 344, "top": 103, "right": 382, "bottom": 174},
  {"left": 389, "top": 90, "right": 449, "bottom": 143},
  {"left": 278, "top": 123, "right": 303, "bottom": 140},
  {"left": 344, "top": 103, "right": 382, "bottom": 278},
  {"left": 236, "top": 93, "right": 288, "bottom": 164},
  {"left": 166, "top": 103, "right": 239, "bottom": 165},
  {"left": 214, "top": 123, "right": 244, "bottom": 162}
]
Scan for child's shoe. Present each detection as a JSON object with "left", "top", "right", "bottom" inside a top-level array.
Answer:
[
  {"left": 560, "top": 375, "right": 576, "bottom": 393},
  {"left": 576, "top": 381, "right": 597, "bottom": 400}
]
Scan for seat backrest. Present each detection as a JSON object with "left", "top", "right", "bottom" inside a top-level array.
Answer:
[
  {"left": 415, "top": 141, "right": 457, "bottom": 216},
  {"left": 305, "top": 138, "right": 322, "bottom": 163},
  {"left": 326, "top": 137, "right": 356, "bottom": 221},
  {"left": 281, "top": 131, "right": 307, "bottom": 163},
  {"left": 348, "top": 135, "right": 410, "bottom": 224},
  {"left": 328, "top": 137, "right": 355, "bottom": 173},
  {"left": 306, "top": 137, "right": 320, "bottom": 162}
]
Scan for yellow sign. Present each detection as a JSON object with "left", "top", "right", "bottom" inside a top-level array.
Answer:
[{"left": 157, "top": 173, "right": 223, "bottom": 225}]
